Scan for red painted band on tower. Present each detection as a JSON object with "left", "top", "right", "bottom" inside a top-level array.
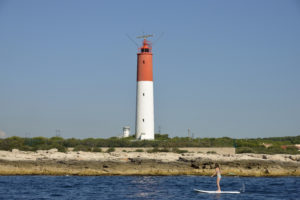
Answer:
[
  {"left": 137, "top": 39, "right": 153, "bottom": 81},
  {"left": 137, "top": 53, "right": 153, "bottom": 81}
]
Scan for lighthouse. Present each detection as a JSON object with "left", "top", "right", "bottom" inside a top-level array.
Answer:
[{"left": 135, "top": 35, "right": 155, "bottom": 140}]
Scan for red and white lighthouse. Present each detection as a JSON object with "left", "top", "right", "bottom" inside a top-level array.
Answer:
[{"left": 135, "top": 35, "right": 154, "bottom": 140}]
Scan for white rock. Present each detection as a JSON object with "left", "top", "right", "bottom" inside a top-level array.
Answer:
[{"left": 12, "top": 149, "right": 19, "bottom": 153}]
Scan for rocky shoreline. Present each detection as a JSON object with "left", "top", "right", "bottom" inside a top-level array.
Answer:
[{"left": 0, "top": 149, "right": 299, "bottom": 176}]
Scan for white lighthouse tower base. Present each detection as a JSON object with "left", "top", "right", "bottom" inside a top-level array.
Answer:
[{"left": 135, "top": 81, "right": 154, "bottom": 140}]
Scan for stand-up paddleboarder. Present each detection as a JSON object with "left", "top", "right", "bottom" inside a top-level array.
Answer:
[{"left": 211, "top": 163, "right": 221, "bottom": 192}]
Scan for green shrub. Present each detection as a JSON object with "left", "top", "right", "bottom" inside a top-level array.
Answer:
[
  {"left": 160, "top": 148, "right": 170, "bottom": 152},
  {"left": 57, "top": 146, "right": 67, "bottom": 152},
  {"left": 135, "top": 149, "right": 144, "bottom": 152},
  {"left": 171, "top": 147, "right": 188, "bottom": 154},
  {"left": 92, "top": 147, "right": 102, "bottom": 152},
  {"left": 147, "top": 147, "right": 158, "bottom": 153},
  {"left": 18, "top": 145, "right": 33, "bottom": 151},
  {"left": 207, "top": 151, "right": 217, "bottom": 154},
  {"left": 236, "top": 147, "right": 255, "bottom": 154},
  {"left": 147, "top": 147, "right": 170, "bottom": 153},
  {"left": 106, "top": 147, "right": 115, "bottom": 153},
  {"left": 73, "top": 145, "right": 91, "bottom": 152}
]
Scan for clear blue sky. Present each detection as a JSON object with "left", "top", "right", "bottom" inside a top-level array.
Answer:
[{"left": 0, "top": 0, "right": 299, "bottom": 139}]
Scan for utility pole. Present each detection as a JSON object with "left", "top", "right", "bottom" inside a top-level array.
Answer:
[{"left": 55, "top": 129, "right": 61, "bottom": 137}]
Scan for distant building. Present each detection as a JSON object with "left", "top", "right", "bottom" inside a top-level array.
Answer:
[{"left": 123, "top": 126, "right": 130, "bottom": 138}]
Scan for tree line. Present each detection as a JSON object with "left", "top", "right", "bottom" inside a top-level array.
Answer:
[{"left": 0, "top": 134, "right": 299, "bottom": 154}]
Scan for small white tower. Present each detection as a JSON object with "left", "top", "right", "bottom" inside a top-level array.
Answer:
[{"left": 123, "top": 126, "right": 130, "bottom": 138}]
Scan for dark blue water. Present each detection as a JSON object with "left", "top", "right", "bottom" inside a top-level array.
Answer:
[{"left": 0, "top": 176, "right": 299, "bottom": 200}]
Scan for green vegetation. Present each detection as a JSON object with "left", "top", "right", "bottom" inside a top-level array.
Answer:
[
  {"left": 73, "top": 145, "right": 91, "bottom": 152},
  {"left": 145, "top": 147, "right": 189, "bottom": 154},
  {"left": 207, "top": 151, "right": 217, "bottom": 154},
  {"left": 234, "top": 135, "right": 300, "bottom": 154},
  {"left": 0, "top": 134, "right": 299, "bottom": 154},
  {"left": 236, "top": 146, "right": 299, "bottom": 154},
  {"left": 146, "top": 147, "right": 189, "bottom": 154},
  {"left": 92, "top": 147, "right": 102, "bottom": 152},
  {"left": 106, "top": 147, "right": 115, "bottom": 153},
  {"left": 235, "top": 147, "right": 255, "bottom": 153},
  {"left": 171, "top": 147, "right": 189, "bottom": 154},
  {"left": 147, "top": 147, "right": 170, "bottom": 153}
]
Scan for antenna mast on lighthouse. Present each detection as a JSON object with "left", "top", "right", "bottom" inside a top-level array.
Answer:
[
  {"left": 135, "top": 34, "right": 155, "bottom": 140},
  {"left": 136, "top": 34, "right": 153, "bottom": 39}
]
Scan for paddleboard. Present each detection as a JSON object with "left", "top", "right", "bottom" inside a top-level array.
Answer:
[{"left": 194, "top": 189, "right": 240, "bottom": 194}]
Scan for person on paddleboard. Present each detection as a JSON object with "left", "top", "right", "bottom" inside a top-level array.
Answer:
[{"left": 211, "top": 163, "right": 221, "bottom": 192}]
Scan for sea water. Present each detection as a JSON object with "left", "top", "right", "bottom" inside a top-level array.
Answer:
[{"left": 0, "top": 176, "right": 299, "bottom": 200}]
